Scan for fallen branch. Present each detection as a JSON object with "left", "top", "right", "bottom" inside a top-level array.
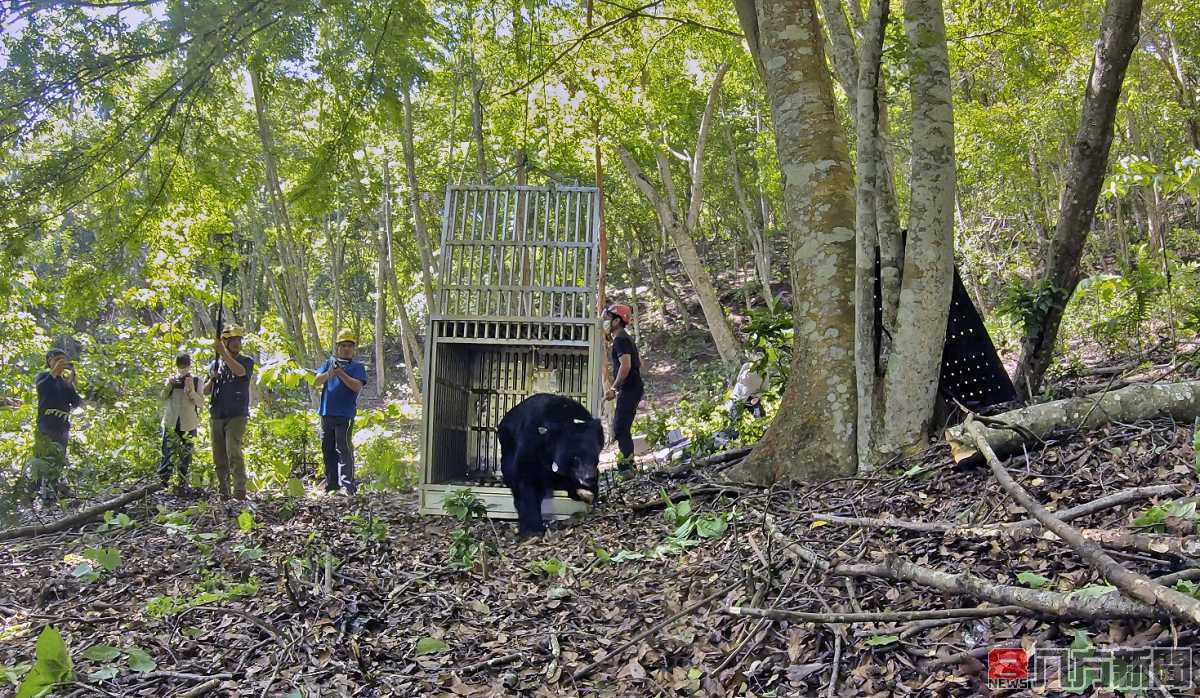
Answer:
[
  {"left": 723, "top": 604, "right": 1029, "bottom": 624},
  {"left": 807, "top": 513, "right": 950, "bottom": 533},
  {"left": 0, "top": 482, "right": 163, "bottom": 541},
  {"left": 967, "top": 419, "right": 1200, "bottom": 625},
  {"left": 945, "top": 381, "right": 1200, "bottom": 462},
  {"left": 571, "top": 580, "right": 741, "bottom": 680},
  {"left": 178, "top": 605, "right": 284, "bottom": 643},
  {"left": 1154, "top": 567, "right": 1200, "bottom": 587},
  {"left": 176, "top": 678, "right": 220, "bottom": 698},
  {"left": 943, "top": 525, "right": 1199, "bottom": 558},
  {"left": 831, "top": 555, "right": 1163, "bottom": 619},
  {"left": 811, "top": 484, "right": 1183, "bottom": 535},
  {"left": 662, "top": 445, "right": 754, "bottom": 478},
  {"left": 459, "top": 651, "right": 522, "bottom": 674}
]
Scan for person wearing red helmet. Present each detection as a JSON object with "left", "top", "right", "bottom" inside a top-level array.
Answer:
[{"left": 603, "top": 304, "right": 643, "bottom": 473}]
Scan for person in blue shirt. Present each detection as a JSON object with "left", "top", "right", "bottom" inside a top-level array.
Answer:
[{"left": 314, "top": 330, "right": 368, "bottom": 494}]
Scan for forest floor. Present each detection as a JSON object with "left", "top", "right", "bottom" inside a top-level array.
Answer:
[{"left": 4, "top": 350, "right": 1200, "bottom": 697}]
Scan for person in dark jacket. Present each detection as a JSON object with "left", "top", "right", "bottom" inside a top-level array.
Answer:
[
  {"left": 603, "top": 304, "right": 643, "bottom": 473},
  {"left": 31, "top": 348, "right": 82, "bottom": 501},
  {"left": 314, "top": 329, "right": 368, "bottom": 495},
  {"left": 203, "top": 326, "right": 255, "bottom": 500}
]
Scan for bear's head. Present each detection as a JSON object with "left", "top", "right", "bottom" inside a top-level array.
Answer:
[{"left": 542, "top": 417, "right": 603, "bottom": 504}]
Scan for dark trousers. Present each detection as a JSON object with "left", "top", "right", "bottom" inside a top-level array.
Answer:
[
  {"left": 321, "top": 416, "right": 356, "bottom": 493},
  {"left": 158, "top": 423, "right": 196, "bottom": 484},
  {"left": 612, "top": 388, "right": 643, "bottom": 464}
]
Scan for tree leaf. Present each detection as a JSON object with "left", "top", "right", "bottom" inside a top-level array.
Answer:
[
  {"left": 284, "top": 478, "right": 305, "bottom": 498},
  {"left": 16, "top": 626, "right": 73, "bottom": 698},
  {"left": 124, "top": 647, "right": 156, "bottom": 673},
  {"left": 81, "top": 645, "right": 122, "bottom": 662},
  {"left": 237, "top": 510, "right": 255, "bottom": 533},
  {"left": 414, "top": 637, "right": 449, "bottom": 655},
  {"left": 82, "top": 548, "right": 122, "bottom": 572},
  {"left": 865, "top": 634, "right": 899, "bottom": 647},
  {"left": 87, "top": 667, "right": 119, "bottom": 682},
  {"left": 696, "top": 514, "right": 728, "bottom": 539},
  {"left": 1016, "top": 571, "right": 1049, "bottom": 589}
]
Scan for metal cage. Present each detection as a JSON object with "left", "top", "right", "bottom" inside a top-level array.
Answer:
[{"left": 418, "top": 184, "right": 604, "bottom": 519}]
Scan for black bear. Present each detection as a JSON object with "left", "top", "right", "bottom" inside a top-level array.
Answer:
[{"left": 498, "top": 393, "right": 603, "bottom": 537}]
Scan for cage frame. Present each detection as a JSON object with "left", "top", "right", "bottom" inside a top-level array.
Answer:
[{"left": 418, "top": 183, "right": 605, "bottom": 519}]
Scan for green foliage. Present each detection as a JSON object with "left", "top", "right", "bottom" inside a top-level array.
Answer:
[
  {"left": 144, "top": 571, "right": 259, "bottom": 618},
  {"left": 1133, "top": 500, "right": 1197, "bottom": 532},
  {"left": 443, "top": 488, "right": 491, "bottom": 571},
  {"left": 16, "top": 626, "right": 73, "bottom": 698},
  {"left": 996, "top": 278, "right": 1061, "bottom": 335},
  {"left": 443, "top": 488, "right": 488, "bottom": 524},
  {"left": 529, "top": 558, "right": 568, "bottom": 577},
  {"left": 653, "top": 489, "right": 730, "bottom": 556},
  {"left": 237, "top": 509, "right": 255, "bottom": 533},
  {"left": 414, "top": 637, "right": 449, "bottom": 656},
  {"left": 348, "top": 513, "right": 389, "bottom": 542},
  {"left": 98, "top": 511, "right": 135, "bottom": 532},
  {"left": 1016, "top": 571, "right": 1050, "bottom": 589},
  {"left": 446, "top": 529, "right": 483, "bottom": 571}
]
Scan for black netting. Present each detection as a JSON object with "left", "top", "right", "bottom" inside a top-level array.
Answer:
[{"left": 938, "top": 268, "right": 1017, "bottom": 411}]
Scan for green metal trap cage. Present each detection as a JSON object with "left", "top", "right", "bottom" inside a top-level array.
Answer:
[{"left": 418, "top": 184, "right": 604, "bottom": 519}]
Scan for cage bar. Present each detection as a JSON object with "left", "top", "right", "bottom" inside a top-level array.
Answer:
[{"left": 419, "top": 184, "right": 604, "bottom": 519}]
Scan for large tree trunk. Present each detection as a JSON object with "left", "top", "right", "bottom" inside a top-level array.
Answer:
[
  {"left": 1012, "top": 0, "right": 1143, "bottom": 398},
  {"left": 398, "top": 84, "right": 438, "bottom": 312},
  {"left": 871, "top": 0, "right": 956, "bottom": 463},
  {"left": 731, "top": 0, "right": 859, "bottom": 483},
  {"left": 614, "top": 64, "right": 741, "bottom": 367}
]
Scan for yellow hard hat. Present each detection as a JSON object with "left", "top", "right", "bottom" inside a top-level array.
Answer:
[
  {"left": 335, "top": 329, "right": 357, "bottom": 345},
  {"left": 220, "top": 325, "right": 246, "bottom": 339}
]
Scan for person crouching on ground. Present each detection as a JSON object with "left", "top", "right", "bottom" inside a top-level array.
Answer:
[
  {"left": 159, "top": 353, "right": 203, "bottom": 492},
  {"left": 314, "top": 330, "right": 368, "bottom": 495},
  {"left": 31, "top": 348, "right": 82, "bottom": 501},
  {"left": 603, "top": 304, "right": 644, "bottom": 473},
  {"left": 203, "top": 326, "right": 255, "bottom": 501}
]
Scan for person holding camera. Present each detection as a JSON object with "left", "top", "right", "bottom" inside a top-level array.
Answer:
[
  {"left": 314, "top": 330, "right": 367, "bottom": 495},
  {"left": 203, "top": 325, "right": 255, "bottom": 501},
  {"left": 31, "top": 348, "right": 83, "bottom": 501},
  {"left": 159, "top": 353, "right": 204, "bottom": 491}
]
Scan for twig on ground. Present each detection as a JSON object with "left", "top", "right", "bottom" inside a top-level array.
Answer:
[
  {"left": 461, "top": 651, "right": 524, "bottom": 674},
  {"left": 968, "top": 418, "right": 1200, "bottom": 625},
  {"left": 571, "top": 580, "right": 742, "bottom": 681},
  {"left": 825, "top": 632, "right": 842, "bottom": 698},
  {"left": 178, "top": 605, "right": 284, "bottom": 643},
  {"left": 724, "top": 605, "right": 1030, "bottom": 624},
  {"left": 176, "top": 678, "right": 220, "bottom": 698}
]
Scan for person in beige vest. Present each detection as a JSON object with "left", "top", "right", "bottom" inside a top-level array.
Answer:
[{"left": 159, "top": 353, "right": 204, "bottom": 490}]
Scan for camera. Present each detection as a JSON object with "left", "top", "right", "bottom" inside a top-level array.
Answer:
[
  {"left": 171, "top": 374, "right": 192, "bottom": 390},
  {"left": 333, "top": 357, "right": 352, "bottom": 370}
]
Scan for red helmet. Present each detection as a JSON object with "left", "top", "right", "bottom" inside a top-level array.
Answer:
[{"left": 605, "top": 304, "right": 633, "bottom": 325}]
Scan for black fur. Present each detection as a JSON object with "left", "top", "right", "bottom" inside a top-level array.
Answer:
[{"left": 498, "top": 393, "right": 603, "bottom": 536}]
